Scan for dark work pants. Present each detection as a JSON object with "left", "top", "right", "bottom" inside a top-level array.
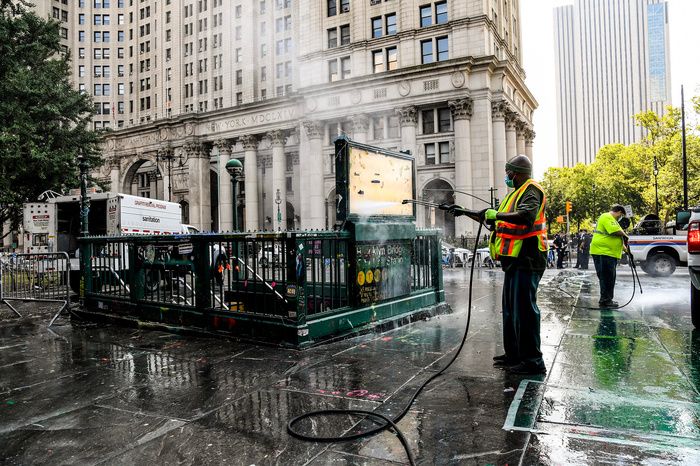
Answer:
[
  {"left": 556, "top": 249, "right": 564, "bottom": 268},
  {"left": 502, "top": 268, "right": 545, "bottom": 368},
  {"left": 592, "top": 254, "right": 617, "bottom": 304},
  {"left": 580, "top": 251, "right": 590, "bottom": 270}
]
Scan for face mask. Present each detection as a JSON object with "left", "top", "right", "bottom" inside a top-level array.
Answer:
[{"left": 504, "top": 174, "right": 515, "bottom": 188}]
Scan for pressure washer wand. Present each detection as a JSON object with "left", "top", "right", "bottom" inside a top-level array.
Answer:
[{"left": 402, "top": 199, "right": 486, "bottom": 224}]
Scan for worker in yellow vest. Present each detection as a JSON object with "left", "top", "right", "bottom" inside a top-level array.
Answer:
[{"left": 443, "top": 154, "right": 548, "bottom": 375}]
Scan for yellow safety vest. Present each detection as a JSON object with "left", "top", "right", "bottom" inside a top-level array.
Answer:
[{"left": 489, "top": 179, "right": 548, "bottom": 260}]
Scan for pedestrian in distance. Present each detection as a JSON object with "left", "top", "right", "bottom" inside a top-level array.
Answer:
[
  {"left": 580, "top": 229, "right": 592, "bottom": 270},
  {"left": 441, "top": 154, "right": 548, "bottom": 375},
  {"left": 553, "top": 232, "right": 566, "bottom": 269},
  {"left": 591, "top": 205, "right": 629, "bottom": 308}
]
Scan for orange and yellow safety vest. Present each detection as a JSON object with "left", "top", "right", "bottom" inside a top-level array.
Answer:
[{"left": 489, "top": 179, "right": 548, "bottom": 260}]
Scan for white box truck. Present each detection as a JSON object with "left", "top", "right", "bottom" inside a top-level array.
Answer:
[{"left": 24, "top": 192, "right": 194, "bottom": 257}]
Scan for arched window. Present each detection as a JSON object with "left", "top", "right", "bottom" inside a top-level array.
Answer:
[{"left": 180, "top": 200, "right": 190, "bottom": 225}]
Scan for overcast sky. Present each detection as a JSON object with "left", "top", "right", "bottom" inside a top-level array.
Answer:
[{"left": 521, "top": 0, "right": 700, "bottom": 178}]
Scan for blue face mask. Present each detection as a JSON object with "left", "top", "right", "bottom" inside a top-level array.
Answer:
[{"left": 504, "top": 174, "right": 515, "bottom": 188}]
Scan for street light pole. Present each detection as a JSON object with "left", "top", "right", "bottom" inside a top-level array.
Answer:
[
  {"left": 78, "top": 152, "right": 90, "bottom": 237},
  {"left": 225, "top": 159, "right": 243, "bottom": 231},
  {"left": 275, "top": 189, "right": 282, "bottom": 231},
  {"left": 653, "top": 156, "right": 659, "bottom": 215}
]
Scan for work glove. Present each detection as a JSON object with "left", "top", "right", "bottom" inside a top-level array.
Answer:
[{"left": 484, "top": 209, "right": 498, "bottom": 221}]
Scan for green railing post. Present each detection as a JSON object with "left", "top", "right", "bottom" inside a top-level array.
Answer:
[
  {"left": 129, "top": 240, "right": 145, "bottom": 302},
  {"left": 194, "top": 237, "right": 212, "bottom": 310},
  {"left": 294, "top": 234, "right": 309, "bottom": 343},
  {"left": 79, "top": 238, "right": 92, "bottom": 301}
]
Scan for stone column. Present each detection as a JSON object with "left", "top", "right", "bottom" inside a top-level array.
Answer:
[
  {"left": 396, "top": 106, "right": 418, "bottom": 222},
  {"left": 350, "top": 114, "right": 370, "bottom": 144},
  {"left": 491, "top": 101, "right": 507, "bottom": 190},
  {"left": 302, "top": 121, "right": 324, "bottom": 229},
  {"left": 525, "top": 129, "right": 535, "bottom": 162},
  {"left": 516, "top": 121, "right": 527, "bottom": 156},
  {"left": 469, "top": 94, "right": 494, "bottom": 235},
  {"left": 449, "top": 98, "right": 473, "bottom": 238},
  {"left": 215, "top": 139, "right": 233, "bottom": 231},
  {"left": 268, "top": 130, "right": 288, "bottom": 231},
  {"left": 240, "top": 135, "right": 259, "bottom": 231},
  {"left": 108, "top": 156, "right": 121, "bottom": 194},
  {"left": 184, "top": 141, "right": 212, "bottom": 231},
  {"left": 505, "top": 112, "right": 518, "bottom": 161}
]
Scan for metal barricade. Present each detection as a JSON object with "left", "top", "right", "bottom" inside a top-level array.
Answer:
[{"left": 0, "top": 252, "right": 71, "bottom": 326}]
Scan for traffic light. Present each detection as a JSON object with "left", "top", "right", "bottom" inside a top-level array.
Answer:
[
  {"left": 565, "top": 201, "right": 572, "bottom": 214},
  {"left": 556, "top": 215, "right": 565, "bottom": 224}
]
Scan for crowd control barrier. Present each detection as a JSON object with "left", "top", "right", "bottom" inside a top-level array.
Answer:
[{"left": 0, "top": 252, "right": 71, "bottom": 326}]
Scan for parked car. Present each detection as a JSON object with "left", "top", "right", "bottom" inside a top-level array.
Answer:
[{"left": 681, "top": 208, "right": 700, "bottom": 328}]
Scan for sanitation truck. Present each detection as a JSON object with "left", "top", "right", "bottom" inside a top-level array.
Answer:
[
  {"left": 23, "top": 191, "right": 195, "bottom": 257},
  {"left": 626, "top": 213, "right": 687, "bottom": 277}
]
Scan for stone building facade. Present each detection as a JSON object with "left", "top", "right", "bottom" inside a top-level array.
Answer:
[{"left": 40, "top": 0, "right": 538, "bottom": 239}]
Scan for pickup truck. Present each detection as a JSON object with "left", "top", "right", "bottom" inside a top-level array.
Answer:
[
  {"left": 683, "top": 208, "right": 700, "bottom": 328},
  {"left": 626, "top": 214, "right": 687, "bottom": 277}
]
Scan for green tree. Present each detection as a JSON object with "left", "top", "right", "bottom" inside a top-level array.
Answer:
[
  {"left": 540, "top": 103, "right": 700, "bottom": 230},
  {"left": 0, "top": 1, "right": 102, "bottom": 240}
]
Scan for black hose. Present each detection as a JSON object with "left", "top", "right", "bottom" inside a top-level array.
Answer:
[
  {"left": 557, "top": 251, "right": 642, "bottom": 310},
  {"left": 287, "top": 222, "right": 484, "bottom": 465}
]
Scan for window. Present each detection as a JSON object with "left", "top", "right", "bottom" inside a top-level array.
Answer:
[
  {"left": 118, "top": 30, "right": 125, "bottom": 42},
  {"left": 439, "top": 141, "right": 450, "bottom": 162},
  {"left": 373, "top": 117, "right": 384, "bottom": 139},
  {"left": 386, "top": 13, "right": 396, "bottom": 35},
  {"left": 103, "top": 14, "right": 110, "bottom": 25},
  {"left": 425, "top": 143, "right": 435, "bottom": 165},
  {"left": 422, "top": 110, "right": 434, "bottom": 133},
  {"left": 94, "top": 48, "right": 102, "bottom": 59},
  {"left": 236, "top": 69, "right": 243, "bottom": 85},
  {"left": 328, "top": 28, "right": 337, "bottom": 48},
  {"left": 79, "top": 65, "right": 85, "bottom": 77},
  {"left": 372, "top": 50, "right": 383, "bottom": 73},
  {"left": 421, "top": 36, "right": 448, "bottom": 63},
  {"left": 328, "top": 0, "right": 336, "bottom": 16},
  {"left": 436, "top": 36, "right": 448, "bottom": 61},
  {"left": 437, "top": 107, "right": 451, "bottom": 132},
  {"left": 94, "top": 65, "right": 102, "bottom": 77},
  {"left": 340, "top": 56, "right": 351, "bottom": 79},
  {"left": 261, "top": 66, "right": 267, "bottom": 81},
  {"left": 236, "top": 48, "right": 242, "bottom": 62},
  {"left": 235, "top": 5, "right": 241, "bottom": 17},
  {"left": 276, "top": 63, "right": 283, "bottom": 78},
  {"left": 421, "top": 39, "right": 433, "bottom": 64},
  {"left": 94, "top": 14, "right": 102, "bottom": 25},
  {"left": 420, "top": 5, "right": 432, "bottom": 27},
  {"left": 340, "top": 24, "right": 350, "bottom": 44},
  {"left": 372, "top": 45, "right": 400, "bottom": 72},
  {"left": 261, "top": 43, "right": 267, "bottom": 57},
  {"left": 79, "top": 83, "right": 86, "bottom": 93},
  {"left": 118, "top": 13, "right": 125, "bottom": 24},
  {"left": 79, "top": 13, "right": 85, "bottom": 24},
  {"left": 118, "top": 64, "right": 124, "bottom": 76},
  {"left": 387, "top": 46, "right": 397, "bottom": 70},
  {"left": 118, "top": 83, "right": 125, "bottom": 95},
  {"left": 340, "top": 0, "right": 349, "bottom": 13},
  {"left": 436, "top": 1, "right": 447, "bottom": 24},
  {"left": 78, "top": 48, "right": 85, "bottom": 59},
  {"left": 372, "top": 17, "right": 382, "bottom": 38},
  {"left": 328, "top": 59, "right": 338, "bottom": 82},
  {"left": 103, "top": 84, "right": 111, "bottom": 96},
  {"left": 236, "top": 92, "right": 243, "bottom": 105},
  {"left": 118, "top": 102, "right": 125, "bottom": 114},
  {"left": 260, "top": 0, "right": 266, "bottom": 13},
  {"left": 94, "top": 84, "right": 102, "bottom": 96},
  {"left": 79, "top": 31, "right": 85, "bottom": 42}
]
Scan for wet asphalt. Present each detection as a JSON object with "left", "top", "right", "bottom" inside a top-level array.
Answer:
[{"left": 0, "top": 263, "right": 698, "bottom": 465}]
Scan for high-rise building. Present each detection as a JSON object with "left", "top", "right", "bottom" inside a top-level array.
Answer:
[
  {"left": 554, "top": 0, "right": 671, "bottom": 167},
  {"left": 30, "top": 0, "right": 537, "bottom": 238}
]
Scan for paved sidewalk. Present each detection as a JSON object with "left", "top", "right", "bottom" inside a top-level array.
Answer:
[{"left": 0, "top": 267, "right": 698, "bottom": 465}]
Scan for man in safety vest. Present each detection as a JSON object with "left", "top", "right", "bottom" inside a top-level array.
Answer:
[
  {"left": 590, "top": 205, "right": 628, "bottom": 308},
  {"left": 443, "top": 155, "right": 548, "bottom": 375}
]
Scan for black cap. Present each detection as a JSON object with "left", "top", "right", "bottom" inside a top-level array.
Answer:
[{"left": 505, "top": 154, "right": 532, "bottom": 174}]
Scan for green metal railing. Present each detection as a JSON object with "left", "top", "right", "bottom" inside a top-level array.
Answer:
[{"left": 78, "top": 229, "right": 442, "bottom": 346}]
